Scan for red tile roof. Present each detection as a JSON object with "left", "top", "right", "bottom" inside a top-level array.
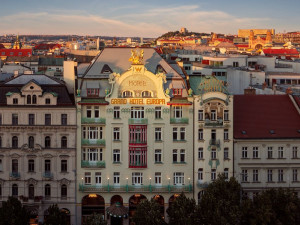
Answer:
[
  {"left": 234, "top": 95, "right": 300, "bottom": 139},
  {"left": 0, "top": 49, "right": 32, "bottom": 57},
  {"left": 263, "top": 48, "right": 299, "bottom": 55}
]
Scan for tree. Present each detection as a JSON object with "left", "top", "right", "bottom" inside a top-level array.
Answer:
[
  {"left": 84, "top": 212, "right": 107, "bottom": 225},
  {"left": 0, "top": 196, "right": 30, "bottom": 225},
  {"left": 250, "top": 188, "right": 300, "bottom": 225},
  {"left": 198, "top": 174, "right": 242, "bottom": 225},
  {"left": 44, "top": 204, "right": 68, "bottom": 225},
  {"left": 133, "top": 199, "right": 165, "bottom": 225},
  {"left": 167, "top": 193, "right": 197, "bottom": 225}
]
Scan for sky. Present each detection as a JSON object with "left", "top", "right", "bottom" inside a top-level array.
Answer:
[{"left": 0, "top": 0, "right": 300, "bottom": 38}]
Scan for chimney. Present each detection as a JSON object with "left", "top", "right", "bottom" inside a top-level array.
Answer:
[
  {"left": 244, "top": 88, "right": 256, "bottom": 95},
  {"left": 63, "top": 60, "right": 77, "bottom": 95},
  {"left": 13, "top": 70, "right": 19, "bottom": 77}
]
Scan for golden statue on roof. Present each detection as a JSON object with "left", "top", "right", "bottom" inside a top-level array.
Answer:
[{"left": 129, "top": 48, "right": 144, "bottom": 65}]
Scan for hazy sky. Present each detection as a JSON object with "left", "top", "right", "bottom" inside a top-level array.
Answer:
[{"left": 1, "top": 0, "right": 299, "bottom": 37}]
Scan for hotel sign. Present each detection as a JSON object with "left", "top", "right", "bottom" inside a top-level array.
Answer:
[{"left": 111, "top": 98, "right": 165, "bottom": 105}]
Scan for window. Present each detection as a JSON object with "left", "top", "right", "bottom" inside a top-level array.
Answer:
[
  {"left": 45, "top": 114, "right": 51, "bottom": 125},
  {"left": 61, "top": 160, "right": 67, "bottom": 172},
  {"left": 113, "top": 128, "right": 120, "bottom": 141},
  {"left": 13, "top": 98, "right": 18, "bottom": 104},
  {"left": 173, "top": 150, "right": 177, "bottom": 163},
  {"left": 180, "top": 128, "right": 185, "bottom": 140},
  {"left": 211, "top": 130, "right": 216, "bottom": 140},
  {"left": 224, "top": 168, "right": 229, "bottom": 180},
  {"left": 155, "top": 172, "right": 162, "bottom": 185},
  {"left": 253, "top": 169, "right": 258, "bottom": 182},
  {"left": 114, "top": 107, "right": 120, "bottom": 119},
  {"left": 198, "top": 129, "right": 203, "bottom": 140},
  {"left": 132, "top": 172, "right": 143, "bottom": 185},
  {"left": 28, "top": 159, "right": 35, "bottom": 172},
  {"left": 27, "top": 95, "right": 31, "bottom": 104},
  {"left": 198, "top": 148, "right": 203, "bottom": 159},
  {"left": 224, "top": 129, "right": 229, "bottom": 140},
  {"left": 198, "top": 110, "right": 204, "bottom": 121},
  {"left": 233, "top": 62, "right": 239, "bottom": 67},
  {"left": 224, "top": 110, "right": 229, "bottom": 121},
  {"left": 224, "top": 148, "right": 229, "bottom": 159},
  {"left": 278, "top": 147, "right": 284, "bottom": 158},
  {"left": 242, "top": 147, "right": 248, "bottom": 158},
  {"left": 131, "top": 107, "right": 144, "bottom": 118},
  {"left": 211, "top": 169, "right": 216, "bottom": 181},
  {"left": 267, "top": 147, "right": 273, "bottom": 159},
  {"left": 61, "top": 114, "right": 67, "bottom": 125},
  {"left": 45, "top": 98, "right": 51, "bottom": 104},
  {"left": 0, "top": 159, "right": 2, "bottom": 171},
  {"left": 114, "top": 172, "right": 120, "bottom": 185},
  {"left": 45, "top": 184, "right": 51, "bottom": 199},
  {"left": 82, "top": 127, "right": 103, "bottom": 139},
  {"left": 173, "top": 128, "right": 178, "bottom": 140},
  {"left": 28, "top": 136, "right": 34, "bottom": 148},
  {"left": 32, "top": 95, "right": 37, "bottom": 104},
  {"left": 123, "top": 91, "right": 133, "bottom": 98},
  {"left": 278, "top": 169, "right": 284, "bottom": 182},
  {"left": 82, "top": 148, "right": 103, "bottom": 161},
  {"left": 142, "top": 91, "right": 152, "bottom": 97},
  {"left": 155, "top": 149, "right": 162, "bottom": 163},
  {"left": 180, "top": 149, "right": 185, "bottom": 162},
  {"left": 292, "top": 147, "right": 298, "bottom": 159},
  {"left": 12, "top": 184, "right": 18, "bottom": 197},
  {"left": 94, "top": 106, "right": 100, "bottom": 118},
  {"left": 45, "top": 160, "right": 51, "bottom": 172},
  {"left": 29, "top": 184, "right": 34, "bottom": 199},
  {"left": 267, "top": 169, "right": 273, "bottom": 182},
  {"left": 86, "top": 106, "right": 92, "bottom": 118},
  {"left": 293, "top": 169, "right": 298, "bottom": 182},
  {"left": 0, "top": 114, "right": 2, "bottom": 125},
  {"left": 241, "top": 170, "right": 248, "bottom": 182},
  {"left": 45, "top": 136, "right": 51, "bottom": 148},
  {"left": 211, "top": 110, "right": 216, "bottom": 121},
  {"left": 173, "top": 106, "right": 182, "bottom": 118},
  {"left": 61, "top": 136, "right": 67, "bottom": 148},
  {"left": 198, "top": 168, "right": 203, "bottom": 181},
  {"left": 95, "top": 172, "right": 101, "bottom": 185},
  {"left": 28, "top": 114, "right": 35, "bottom": 125},
  {"left": 12, "top": 114, "right": 18, "bottom": 125},
  {"left": 61, "top": 184, "right": 67, "bottom": 198},
  {"left": 173, "top": 89, "right": 182, "bottom": 96},
  {"left": 85, "top": 172, "right": 91, "bottom": 185},
  {"left": 12, "top": 136, "right": 18, "bottom": 148},
  {"left": 174, "top": 172, "right": 184, "bottom": 185},
  {"left": 129, "top": 147, "right": 147, "bottom": 167},
  {"left": 113, "top": 149, "right": 120, "bottom": 163},
  {"left": 87, "top": 88, "right": 99, "bottom": 97},
  {"left": 155, "top": 128, "right": 162, "bottom": 141},
  {"left": 253, "top": 147, "right": 259, "bottom": 158},
  {"left": 129, "top": 125, "right": 147, "bottom": 143},
  {"left": 155, "top": 107, "right": 161, "bottom": 119}
]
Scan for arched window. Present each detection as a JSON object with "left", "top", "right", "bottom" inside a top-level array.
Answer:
[
  {"left": 27, "top": 95, "right": 31, "bottom": 104},
  {"left": 12, "top": 159, "right": 18, "bottom": 173},
  {"left": 12, "top": 184, "right": 18, "bottom": 197},
  {"left": 61, "top": 184, "right": 67, "bottom": 199},
  {"left": 61, "top": 136, "right": 67, "bottom": 148},
  {"left": 122, "top": 91, "right": 133, "bottom": 98},
  {"left": 45, "top": 184, "right": 51, "bottom": 199},
  {"left": 28, "top": 136, "right": 34, "bottom": 148},
  {"left": 45, "top": 136, "right": 51, "bottom": 148},
  {"left": 0, "top": 184, "right": 2, "bottom": 197},
  {"left": 142, "top": 91, "right": 152, "bottom": 98},
  {"left": 32, "top": 95, "right": 37, "bottom": 104},
  {"left": 0, "top": 136, "right": 2, "bottom": 148},
  {"left": 12, "top": 136, "right": 18, "bottom": 148},
  {"left": 28, "top": 184, "right": 34, "bottom": 199}
]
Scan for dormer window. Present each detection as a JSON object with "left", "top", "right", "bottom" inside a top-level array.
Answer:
[
  {"left": 45, "top": 98, "right": 51, "bottom": 104},
  {"left": 142, "top": 91, "right": 152, "bottom": 98},
  {"left": 32, "top": 95, "right": 37, "bottom": 104},
  {"left": 27, "top": 95, "right": 31, "bottom": 104},
  {"left": 122, "top": 91, "right": 133, "bottom": 98},
  {"left": 87, "top": 88, "right": 99, "bottom": 97},
  {"left": 173, "top": 89, "right": 182, "bottom": 96},
  {"left": 13, "top": 98, "right": 18, "bottom": 104}
]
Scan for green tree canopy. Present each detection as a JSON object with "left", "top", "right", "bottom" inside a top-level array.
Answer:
[
  {"left": 44, "top": 204, "right": 68, "bottom": 225},
  {"left": 84, "top": 212, "right": 107, "bottom": 225}
]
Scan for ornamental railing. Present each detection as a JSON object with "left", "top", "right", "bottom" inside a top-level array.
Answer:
[
  {"left": 170, "top": 118, "right": 189, "bottom": 124},
  {"left": 204, "top": 119, "right": 223, "bottom": 126},
  {"left": 81, "top": 117, "right": 106, "bottom": 124},
  {"left": 81, "top": 160, "right": 106, "bottom": 168},
  {"left": 10, "top": 172, "right": 20, "bottom": 178},
  {"left": 81, "top": 139, "right": 106, "bottom": 146},
  {"left": 128, "top": 118, "right": 148, "bottom": 124}
]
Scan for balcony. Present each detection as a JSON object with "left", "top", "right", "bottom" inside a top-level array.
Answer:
[
  {"left": 129, "top": 162, "right": 147, "bottom": 168},
  {"left": 128, "top": 118, "right": 148, "bottom": 124},
  {"left": 197, "top": 181, "right": 209, "bottom": 188},
  {"left": 81, "top": 117, "right": 106, "bottom": 125},
  {"left": 10, "top": 172, "right": 20, "bottom": 179},
  {"left": 79, "top": 183, "right": 193, "bottom": 193},
  {"left": 81, "top": 160, "right": 106, "bottom": 168},
  {"left": 170, "top": 118, "right": 189, "bottom": 124},
  {"left": 81, "top": 139, "right": 105, "bottom": 146},
  {"left": 43, "top": 172, "right": 53, "bottom": 179},
  {"left": 204, "top": 119, "right": 223, "bottom": 127},
  {"left": 209, "top": 139, "right": 220, "bottom": 147}
]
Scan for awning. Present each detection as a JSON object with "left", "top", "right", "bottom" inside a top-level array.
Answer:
[{"left": 106, "top": 203, "right": 128, "bottom": 218}]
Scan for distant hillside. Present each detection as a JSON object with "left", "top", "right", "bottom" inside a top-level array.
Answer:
[{"left": 157, "top": 31, "right": 209, "bottom": 40}]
